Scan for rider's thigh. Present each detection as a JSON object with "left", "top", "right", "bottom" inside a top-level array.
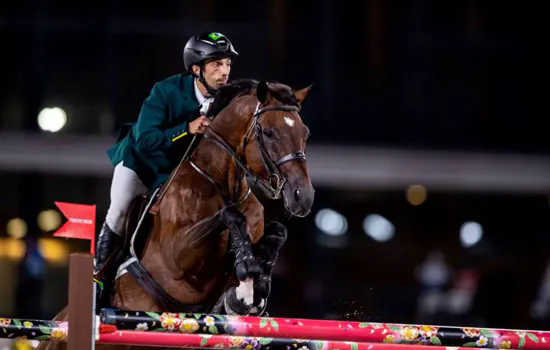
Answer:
[{"left": 106, "top": 162, "right": 147, "bottom": 234}]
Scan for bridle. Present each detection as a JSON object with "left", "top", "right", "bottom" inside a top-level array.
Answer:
[{"left": 191, "top": 101, "right": 307, "bottom": 202}]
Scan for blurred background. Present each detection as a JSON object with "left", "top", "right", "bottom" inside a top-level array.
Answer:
[{"left": 0, "top": 0, "right": 546, "bottom": 348}]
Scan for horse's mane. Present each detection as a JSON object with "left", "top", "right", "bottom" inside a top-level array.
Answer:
[{"left": 206, "top": 78, "right": 299, "bottom": 119}]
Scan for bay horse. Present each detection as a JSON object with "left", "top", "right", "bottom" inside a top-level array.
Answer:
[{"left": 36, "top": 79, "right": 315, "bottom": 350}]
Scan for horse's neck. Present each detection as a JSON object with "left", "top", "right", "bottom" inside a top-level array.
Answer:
[
  {"left": 189, "top": 107, "right": 251, "bottom": 201},
  {"left": 209, "top": 97, "right": 254, "bottom": 148}
]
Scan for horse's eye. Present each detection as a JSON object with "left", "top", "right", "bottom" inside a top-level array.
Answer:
[{"left": 263, "top": 128, "right": 275, "bottom": 138}]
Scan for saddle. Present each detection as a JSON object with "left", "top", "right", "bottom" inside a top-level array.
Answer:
[
  {"left": 95, "top": 186, "right": 161, "bottom": 287},
  {"left": 104, "top": 183, "right": 226, "bottom": 313},
  {"left": 121, "top": 188, "right": 161, "bottom": 260}
]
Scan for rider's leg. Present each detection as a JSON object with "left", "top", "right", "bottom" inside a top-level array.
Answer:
[{"left": 95, "top": 162, "right": 147, "bottom": 291}]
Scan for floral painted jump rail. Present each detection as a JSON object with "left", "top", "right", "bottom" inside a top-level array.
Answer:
[
  {"left": 0, "top": 317, "right": 68, "bottom": 341},
  {"left": 97, "top": 331, "right": 505, "bottom": 350},
  {"left": 1, "top": 310, "right": 549, "bottom": 349},
  {"left": 98, "top": 309, "right": 550, "bottom": 349}
]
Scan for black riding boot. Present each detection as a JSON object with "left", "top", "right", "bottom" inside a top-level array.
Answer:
[{"left": 94, "top": 221, "right": 124, "bottom": 310}]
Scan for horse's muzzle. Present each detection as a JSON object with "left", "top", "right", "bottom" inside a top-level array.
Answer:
[{"left": 282, "top": 180, "right": 315, "bottom": 218}]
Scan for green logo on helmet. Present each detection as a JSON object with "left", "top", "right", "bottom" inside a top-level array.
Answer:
[{"left": 208, "top": 32, "right": 224, "bottom": 41}]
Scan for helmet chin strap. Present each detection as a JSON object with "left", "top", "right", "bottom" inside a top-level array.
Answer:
[{"left": 197, "top": 65, "right": 219, "bottom": 97}]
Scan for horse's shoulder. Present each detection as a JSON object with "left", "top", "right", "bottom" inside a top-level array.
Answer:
[{"left": 242, "top": 193, "right": 264, "bottom": 219}]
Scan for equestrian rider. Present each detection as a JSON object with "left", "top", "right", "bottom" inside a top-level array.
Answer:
[{"left": 94, "top": 31, "right": 238, "bottom": 303}]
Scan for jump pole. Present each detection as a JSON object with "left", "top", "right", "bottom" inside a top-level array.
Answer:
[
  {"left": 53, "top": 201, "right": 97, "bottom": 350},
  {"left": 97, "top": 332, "right": 488, "bottom": 350},
  {"left": 95, "top": 309, "right": 550, "bottom": 349},
  {"left": 68, "top": 252, "right": 95, "bottom": 350}
]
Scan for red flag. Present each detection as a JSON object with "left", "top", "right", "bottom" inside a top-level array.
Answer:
[{"left": 54, "top": 201, "right": 96, "bottom": 255}]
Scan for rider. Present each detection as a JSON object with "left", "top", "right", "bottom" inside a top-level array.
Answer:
[{"left": 93, "top": 31, "right": 239, "bottom": 303}]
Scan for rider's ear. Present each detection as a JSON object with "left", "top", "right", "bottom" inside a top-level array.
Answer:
[
  {"left": 294, "top": 84, "right": 313, "bottom": 104},
  {"left": 256, "top": 81, "right": 270, "bottom": 104}
]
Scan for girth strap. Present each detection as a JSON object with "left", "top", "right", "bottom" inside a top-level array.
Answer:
[{"left": 125, "top": 258, "right": 209, "bottom": 312}]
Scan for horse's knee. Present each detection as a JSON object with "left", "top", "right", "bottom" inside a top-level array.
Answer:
[
  {"left": 261, "top": 221, "right": 288, "bottom": 252},
  {"left": 264, "top": 221, "right": 288, "bottom": 239},
  {"left": 221, "top": 206, "right": 248, "bottom": 234},
  {"left": 265, "top": 220, "right": 286, "bottom": 233},
  {"left": 221, "top": 206, "right": 242, "bottom": 223}
]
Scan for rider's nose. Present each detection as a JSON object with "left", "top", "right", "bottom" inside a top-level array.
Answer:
[{"left": 294, "top": 189, "right": 301, "bottom": 202}]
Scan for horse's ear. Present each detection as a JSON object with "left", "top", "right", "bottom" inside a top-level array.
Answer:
[
  {"left": 256, "top": 81, "right": 270, "bottom": 104},
  {"left": 294, "top": 84, "right": 313, "bottom": 104}
]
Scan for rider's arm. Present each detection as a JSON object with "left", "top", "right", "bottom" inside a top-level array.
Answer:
[{"left": 134, "top": 83, "right": 189, "bottom": 153}]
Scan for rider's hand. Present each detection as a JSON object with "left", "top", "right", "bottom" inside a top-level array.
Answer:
[{"left": 188, "top": 116, "right": 210, "bottom": 134}]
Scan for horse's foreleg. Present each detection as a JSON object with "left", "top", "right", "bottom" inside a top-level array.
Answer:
[
  {"left": 220, "top": 206, "right": 262, "bottom": 281},
  {"left": 220, "top": 206, "right": 262, "bottom": 314},
  {"left": 236, "top": 221, "right": 288, "bottom": 316},
  {"left": 253, "top": 221, "right": 288, "bottom": 300}
]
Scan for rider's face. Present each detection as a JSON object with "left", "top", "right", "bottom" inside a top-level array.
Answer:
[{"left": 194, "top": 57, "right": 232, "bottom": 91}]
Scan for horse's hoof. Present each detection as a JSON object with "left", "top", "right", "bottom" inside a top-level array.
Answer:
[
  {"left": 247, "top": 258, "right": 262, "bottom": 278},
  {"left": 255, "top": 276, "right": 271, "bottom": 299},
  {"left": 236, "top": 258, "right": 262, "bottom": 281},
  {"left": 249, "top": 296, "right": 267, "bottom": 316},
  {"left": 235, "top": 263, "right": 249, "bottom": 281},
  {"left": 225, "top": 286, "right": 253, "bottom": 315}
]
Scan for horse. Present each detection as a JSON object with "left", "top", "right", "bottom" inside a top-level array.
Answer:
[{"left": 36, "top": 79, "right": 315, "bottom": 350}]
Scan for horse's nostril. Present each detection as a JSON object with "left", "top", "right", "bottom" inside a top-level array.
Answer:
[{"left": 294, "top": 189, "right": 301, "bottom": 202}]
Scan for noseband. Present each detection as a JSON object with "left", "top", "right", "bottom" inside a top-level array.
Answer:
[{"left": 198, "top": 102, "right": 306, "bottom": 201}]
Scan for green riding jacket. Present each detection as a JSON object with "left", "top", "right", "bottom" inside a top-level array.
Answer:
[{"left": 106, "top": 73, "right": 200, "bottom": 190}]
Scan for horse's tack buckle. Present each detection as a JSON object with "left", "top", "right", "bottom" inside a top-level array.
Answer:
[{"left": 268, "top": 174, "right": 285, "bottom": 199}]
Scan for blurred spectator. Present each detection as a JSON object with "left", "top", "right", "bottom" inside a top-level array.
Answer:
[{"left": 414, "top": 250, "right": 453, "bottom": 324}]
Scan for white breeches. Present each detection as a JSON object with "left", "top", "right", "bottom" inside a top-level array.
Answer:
[{"left": 105, "top": 162, "right": 148, "bottom": 236}]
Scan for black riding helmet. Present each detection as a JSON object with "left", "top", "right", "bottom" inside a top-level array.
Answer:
[{"left": 183, "top": 31, "right": 239, "bottom": 95}]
